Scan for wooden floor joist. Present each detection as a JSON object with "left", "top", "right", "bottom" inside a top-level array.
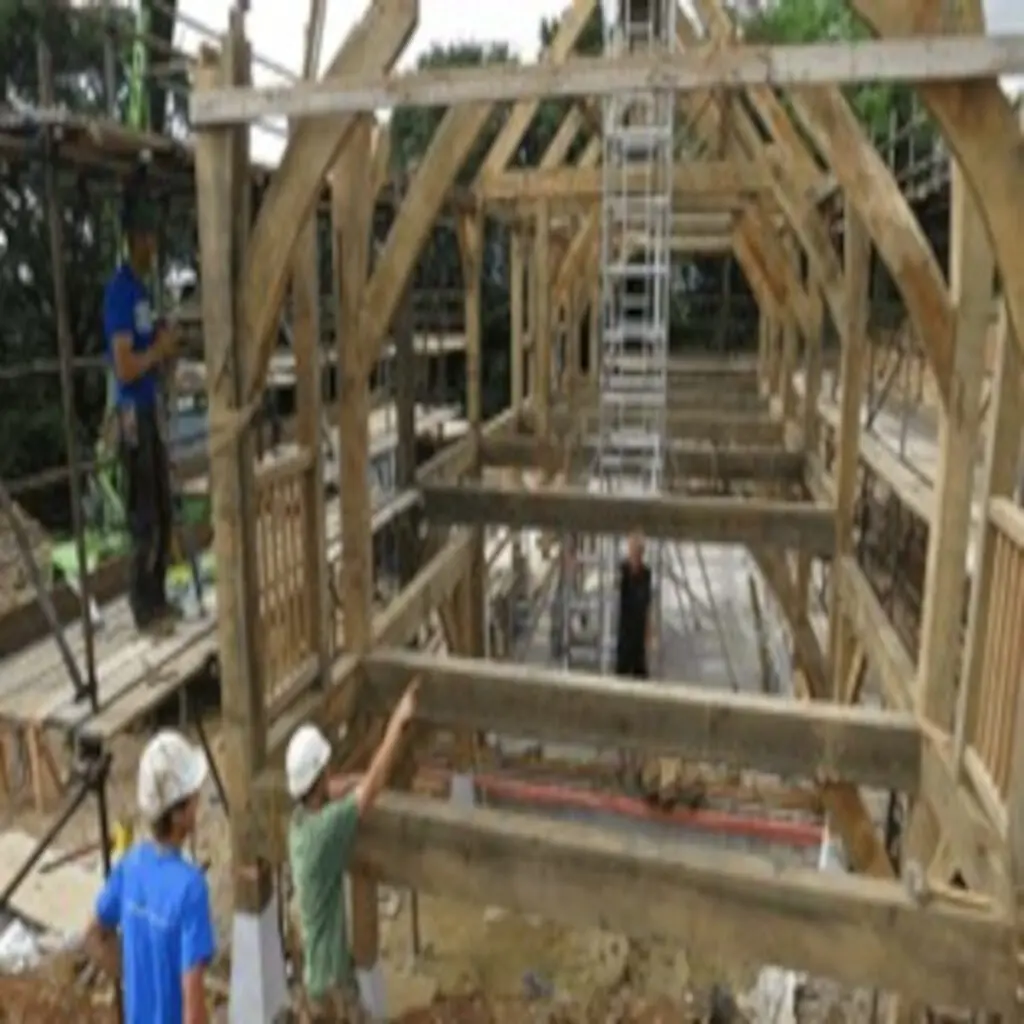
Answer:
[
  {"left": 243, "top": 789, "right": 1015, "bottom": 1010},
  {"left": 421, "top": 483, "right": 836, "bottom": 554},
  {"left": 480, "top": 435, "right": 806, "bottom": 483},
  {"left": 360, "top": 648, "right": 922, "bottom": 792}
]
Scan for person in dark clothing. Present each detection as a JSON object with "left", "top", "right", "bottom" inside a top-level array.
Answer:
[
  {"left": 615, "top": 531, "right": 653, "bottom": 678},
  {"left": 103, "top": 190, "right": 178, "bottom": 633}
]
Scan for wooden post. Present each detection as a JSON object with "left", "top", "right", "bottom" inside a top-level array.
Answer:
[
  {"left": 779, "top": 240, "right": 800, "bottom": 426},
  {"left": 394, "top": 284, "right": 419, "bottom": 584},
  {"left": 757, "top": 311, "right": 769, "bottom": 392},
  {"left": 916, "top": 162, "right": 993, "bottom": 731},
  {"left": 565, "top": 291, "right": 580, "bottom": 413},
  {"left": 331, "top": 116, "right": 379, "bottom": 972},
  {"left": 589, "top": 279, "right": 600, "bottom": 384},
  {"left": 292, "top": 187, "right": 331, "bottom": 681},
  {"left": 829, "top": 205, "right": 870, "bottom": 700},
  {"left": 800, "top": 286, "right": 823, "bottom": 456},
  {"left": 510, "top": 231, "right": 525, "bottom": 412},
  {"left": 765, "top": 316, "right": 781, "bottom": 401},
  {"left": 194, "top": 29, "right": 270, "bottom": 911},
  {"left": 534, "top": 199, "right": 552, "bottom": 438},
  {"left": 456, "top": 209, "right": 486, "bottom": 660},
  {"left": 795, "top": 283, "right": 823, "bottom": 617},
  {"left": 886, "top": 161, "right": 994, "bottom": 1024}
]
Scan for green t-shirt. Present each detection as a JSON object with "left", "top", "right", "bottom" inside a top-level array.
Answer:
[{"left": 288, "top": 794, "right": 360, "bottom": 998}]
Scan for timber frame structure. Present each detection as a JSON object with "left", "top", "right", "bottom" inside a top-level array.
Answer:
[{"left": 189, "top": 0, "right": 1024, "bottom": 1018}]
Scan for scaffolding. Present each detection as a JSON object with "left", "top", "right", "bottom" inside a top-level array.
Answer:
[
  {"left": 562, "top": 0, "right": 676, "bottom": 672},
  {"left": 0, "top": 0, "right": 463, "bottom": 966}
]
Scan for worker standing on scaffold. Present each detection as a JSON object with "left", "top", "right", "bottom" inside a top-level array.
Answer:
[
  {"left": 84, "top": 730, "right": 216, "bottom": 1024},
  {"left": 284, "top": 680, "right": 419, "bottom": 1022},
  {"left": 102, "top": 182, "right": 179, "bottom": 635}
]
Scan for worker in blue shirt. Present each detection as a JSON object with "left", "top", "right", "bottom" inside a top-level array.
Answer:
[
  {"left": 102, "top": 186, "right": 178, "bottom": 632},
  {"left": 85, "top": 730, "right": 216, "bottom": 1024}
]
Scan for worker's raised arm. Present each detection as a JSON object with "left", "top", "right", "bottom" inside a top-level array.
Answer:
[
  {"left": 352, "top": 680, "right": 419, "bottom": 818},
  {"left": 179, "top": 873, "right": 216, "bottom": 1024}
]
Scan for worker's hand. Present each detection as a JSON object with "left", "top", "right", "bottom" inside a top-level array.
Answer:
[
  {"left": 393, "top": 679, "right": 420, "bottom": 731},
  {"left": 155, "top": 323, "right": 179, "bottom": 362}
]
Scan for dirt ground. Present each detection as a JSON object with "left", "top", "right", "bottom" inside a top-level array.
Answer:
[{"left": 0, "top": 721, "right": 882, "bottom": 1023}]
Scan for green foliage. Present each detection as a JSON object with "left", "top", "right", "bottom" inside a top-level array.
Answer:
[
  {"left": 740, "top": 0, "right": 926, "bottom": 145},
  {"left": 390, "top": 42, "right": 514, "bottom": 182},
  {"left": 0, "top": 1, "right": 136, "bottom": 520}
]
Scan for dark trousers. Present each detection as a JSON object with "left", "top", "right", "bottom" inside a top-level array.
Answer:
[
  {"left": 615, "top": 650, "right": 648, "bottom": 680},
  {"left": 119, "top": 401, "right": 172, "bottom": 626}
]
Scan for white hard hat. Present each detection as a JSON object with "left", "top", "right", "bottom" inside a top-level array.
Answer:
[
  {"left": 285, "top": 724, "right": 332, "bottom": 800},
  {"left": 137, "top": 730, "right": 209, "bottom": 822}
]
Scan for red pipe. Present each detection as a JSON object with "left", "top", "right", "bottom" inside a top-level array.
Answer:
[{"left": 414, "top": 767, "right": 824, "bottom": 849}]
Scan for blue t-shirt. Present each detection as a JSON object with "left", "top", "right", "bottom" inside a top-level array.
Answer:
[
  {"left": 95, "top": 841, "right": 216, "bottom": 1024},
  {"left": 103, "top": 263, "right": 158, "bottom": 408}
]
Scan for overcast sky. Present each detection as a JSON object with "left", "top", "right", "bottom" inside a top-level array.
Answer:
[{"left": 175, "top": 0, "right": 1024, "bottom": 163}]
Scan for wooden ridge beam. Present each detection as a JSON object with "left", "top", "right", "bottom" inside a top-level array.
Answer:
[
  {"left": 481, "top": 163, "right": 768, "bottom": 201},
  {"left": 421, "top": 482, "right": 835, "bottom": 553},
  {"left": 192, "top": 35, "right": 1024, "bottom": 124},
  {"left": 361, "top": 648, "right": 923, "bottom": 792},
  {"left": 480, "top": 435, "right": 804, "bottom": 483},
  {"left": 242, "top": 789, "right": 1014, "bottom": 1008}
]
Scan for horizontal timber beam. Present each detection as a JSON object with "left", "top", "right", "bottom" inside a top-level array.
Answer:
[
  {"left": 482, "top": 164, "right": 767, "bottom": 201},
  {"left": 481, "top": 435, "right": 805, "bottom": 483},
  {"left": 361, "top": 648, "right": 923, "bottom": 792},
  {"left": 522, "top": 406, "right": 784, "bottom": 446},
  {"left": 193, "top": 35, "right": 1024, "bottom": 124},
  {"left": 244, "top": 790, "right": 1014, "bottom": 1009},
  {"left": 421, "top": 483, "right": 836, "bottom": 554}
]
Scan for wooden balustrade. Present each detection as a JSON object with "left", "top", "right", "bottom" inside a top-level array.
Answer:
[
  {"left": 254, "top": 448, "right": 319, "bottom": 714},
  {"left": 964, "top": 497, "right": 1024, "bottom": 830}
]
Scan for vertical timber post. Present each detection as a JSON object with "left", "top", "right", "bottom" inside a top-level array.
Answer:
[
  {"left": 906, "top": 161, "right": 994, "bottom": 856},
  {"left": 394, "top": 283, "right": 419, "bottom": 585},
  {"left": 292, "top": 179, "right": 332, "bottom": 682},
  {"left": 455, "top": 208, "right": 486, "bottom": 658},
  {"left": 888, "top": 162, "right": 994, "bottom": 1024},
  {"left": 795, "top": 282, "right": 823, "bottom": 617},
  {"left": 829, "top": 205, "right": 870, "bottom": 700},
  {"left": 448, "top": 207, "right": 486, "bottom": 806},
  {"left": 193, "top": 21, "right": 287, "bottom": 1024},
  {"left": 534, "top": 199, "right": 552, "bottom": 439},
  {"left": 332, "top": 117, "right": 385, "bottom": 1019},
  {"left": 510, "top": 230, "right": 525, "bottom": 413}
]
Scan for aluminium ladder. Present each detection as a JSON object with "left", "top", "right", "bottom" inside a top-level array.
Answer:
[{"left": 560, "top": 0, "right": 676, "bottom": 672}]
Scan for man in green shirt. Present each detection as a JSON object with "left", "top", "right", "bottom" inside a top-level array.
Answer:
[{"left": 285, "top": 681, "right": 418, "bottom": 1022}]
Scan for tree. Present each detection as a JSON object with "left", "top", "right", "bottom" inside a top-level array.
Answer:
[
  {"left": 0, "top": 2, "right": 138, "bottom": 523},
  {"left": 740, "top": 0, "right": 932, "bottom": 153},
  {"left": 0, "top": 1, "right": 190, "bottom": 526}
]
